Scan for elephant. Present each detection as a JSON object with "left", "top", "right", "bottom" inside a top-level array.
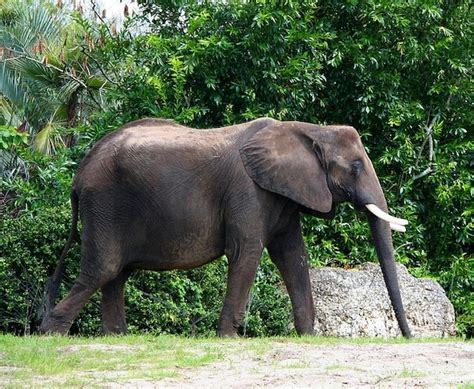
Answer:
[{"left": 40, "top": 117, "right": 412, "bottom": 338}]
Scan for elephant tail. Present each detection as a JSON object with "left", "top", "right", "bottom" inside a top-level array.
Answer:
[{"left": 40, "top": 190, "right": 79, "bottom": 324}]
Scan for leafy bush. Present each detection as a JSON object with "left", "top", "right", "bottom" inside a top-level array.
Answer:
[{"left": 0, "top": 206, "right": 73, "bottom": 334}]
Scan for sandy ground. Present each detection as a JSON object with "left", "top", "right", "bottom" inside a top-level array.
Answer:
[{"left": 108, "top": 342, "right": 473, "bottom": 388}]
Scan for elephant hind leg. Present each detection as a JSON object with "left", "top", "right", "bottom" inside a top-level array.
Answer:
[
  {"left": 41, "top": 245, "right": 125, "bottom": 334},
  {"left": 101, "top": 268, "right": 133, "bottom": 335},
  {"left": 40, "top": 273, "right": 107, "bottom": 335}
]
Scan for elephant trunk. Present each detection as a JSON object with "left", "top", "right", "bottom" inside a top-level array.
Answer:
[
  {"left": 367, "top": 208, "right": 412, "bottom": 338},
  {"left": 355, "top": 154, "right": 411, "bottom": 337}
]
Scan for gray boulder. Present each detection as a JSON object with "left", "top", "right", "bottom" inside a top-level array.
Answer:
[{"left": 309, "top": 263, "right": 456, "bottom": 337}]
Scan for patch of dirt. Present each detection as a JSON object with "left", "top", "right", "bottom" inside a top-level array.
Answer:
[{"left": 108, "top": 342, "right": 474, "bottom": 388}]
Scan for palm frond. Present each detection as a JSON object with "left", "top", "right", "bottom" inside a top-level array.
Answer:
[
  {"left": 0, "top": 1, "right": 63, "bottom": 55},
  {"left": 6, "top": 56, "right": 60, "bottom": 86},
  {"left": 0, "top": 27, "right": 26, "bottom": 52},
  {"left": 34, "top": 118, "right": 65, "bottom": 155},
  {"left": 21, "top": 3, "right": 60, "bottom": 51},
  {"left": 20, "top": 84, "right": 63, "bottom": 134},
  {"left": 57, "top": 79, "right": 81, "bottom": 102},
  {"left": 0, "top": 0, "right": 104, "bottom": 150},
  {"left": 0, "top": 96, "right": 22, "bottom": 125},
  {"left": 0, "top": 61, "right": 26, "bottom": 106},
  {"left": 27, "top": 5, "right": 60, "bottom": 44}
]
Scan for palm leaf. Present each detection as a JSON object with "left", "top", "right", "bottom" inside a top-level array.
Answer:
[
  {"left": 28, "top": 5, "right": 60, "bottom": 44},
  {"left": 0, "top": 61, "right": 26, "bottom": 106},
  {"left": 34, "top": 116, "right": 65, "bottom": 155},
  {"left": 0, "top": 0, "right": 106, "bottom": 152},
  {"left": 57, "top": 79, "right": 81, "bottom": 102},
  {"left": 34, "top": 122, "right": 54, "bottom": 154},
  {"left": 7, "top": 56, "right": 60, "bottom": 86},
  {"left": 0, "top": 96, "right": 21, "bottom": 125},
  {"left": 7, "top": 3, "right": 60, "bottom": 52}
]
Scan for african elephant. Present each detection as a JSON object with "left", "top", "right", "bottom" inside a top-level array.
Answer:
[{"left": 40, "top": 117, "right": 411, "bottom": 338}]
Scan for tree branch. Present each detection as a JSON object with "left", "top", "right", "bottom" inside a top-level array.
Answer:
[
  {"left": 90, "top": 0, "right": 114, "bottom": 38},
  {"left": 413, "top": 167, "right": 433, "bottom": 181},
  {"left": 412, "top": 92, "right": 453, "bottom": 181},
  {"left": 80, "top": 47, "right": 117, "bottom": 86},
  {"left": 411, "top": 114, "right": 438, "bottom": 181}
]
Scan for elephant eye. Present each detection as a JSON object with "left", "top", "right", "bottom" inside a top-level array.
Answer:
[{"left": 351, "top": 160, "right": 363, "bottom": 176}]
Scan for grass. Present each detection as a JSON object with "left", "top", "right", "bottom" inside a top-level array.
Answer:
[
  {"left": 0, "top": 334, "right": 470, "bottom": 387},
  {"left": 0, "top": 334, "right": 226, "bottom": 387},
  {"left": 397, "top": 366, "right": 427, "bottom": 378},
  {"left": 325, "top": 363, "right": 365, "bottom": 372}
]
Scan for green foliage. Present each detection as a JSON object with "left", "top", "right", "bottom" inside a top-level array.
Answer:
[
  {"left": 0, "top": 125, "right": 29, "bottom": 179},
  {"left": 1, "top": 144, "right": 75, "bottom": 213},
  {"left": 436, "top": 255, "right": 474, "bottom": 338},
  {"left": 125, "top": 262, "right": 227, "bottom": 336},
  {"left": 0, "top": 206, "right": 73, "bottom": 334},
  {"left": 96, "top": 1, "right": 336, "bottom": 127},
  {"left": 0, "top": 0, "right": 106, "bottom": 153},
  {"left": 0, "top": 125, "right": 28, "bottom": 150}
]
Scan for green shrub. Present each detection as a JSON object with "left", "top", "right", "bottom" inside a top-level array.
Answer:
[{"left": 0, "top": 206, "right": 74, "bottom": 334}]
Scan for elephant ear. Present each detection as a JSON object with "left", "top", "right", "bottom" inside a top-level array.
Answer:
[{"left": 239, "top": 123, "right": 332, "bottom": 213}]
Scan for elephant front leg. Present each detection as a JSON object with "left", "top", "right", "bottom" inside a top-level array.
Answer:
[
  {"left": 267, "top": 220, "right": 315, "bottom": 335},
  {"left": 218, "top": 242, "right": 263, "bottom": 337},
  {"left": 101, "top": 269, "right": 132, "bottom": 335}
]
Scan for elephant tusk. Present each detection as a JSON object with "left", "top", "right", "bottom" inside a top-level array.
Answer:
[
  {"left": 390, "top": 223, "right": 406, "bottom": 233},
  {"left": 365, "top": 204, "right": 409, "bottom": 226}
]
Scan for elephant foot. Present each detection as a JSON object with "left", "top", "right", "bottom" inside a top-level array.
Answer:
[
  {"left": 295, "top": 327, "right": 315, "bottom": 336},
  {"left": 217, "top": 316, "right": 244, "bottom": 337},
  {"left": 216, "top": 328, "right": 239, "bottom": 338},
  {"left": 293, "top": 310, "right": 315, "bottom": 336},
  {"left": 39, "top": 316, "right": 72, "bottom": 335},
  {"left": 101, "top": 308, "right": 128, "bottom": 336},
  {"left": 294, "top": 321, "right": 315, "bottom": 336},
  {"left": 102, "top": 324, "right": 128, "bottom": 336},
  {"left": 217, "top": 318, "right": 240, "bottom": 337}
]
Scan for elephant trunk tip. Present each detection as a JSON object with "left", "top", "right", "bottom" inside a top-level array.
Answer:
[{"left": 401, "top": 324, "right": 413, "bottom": 339}]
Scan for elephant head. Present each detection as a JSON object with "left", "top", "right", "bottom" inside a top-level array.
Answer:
[{"left": 240, "top": 121, "right": 412, "bottom": 338}]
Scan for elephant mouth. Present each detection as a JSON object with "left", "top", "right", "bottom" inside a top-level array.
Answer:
[{"left": 365, "top": 203, "right": 408, "bottom": 233}]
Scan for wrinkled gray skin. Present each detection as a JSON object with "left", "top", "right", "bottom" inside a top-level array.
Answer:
[{"left": 40, "top": 118, "right": 411, "bottom": 338}]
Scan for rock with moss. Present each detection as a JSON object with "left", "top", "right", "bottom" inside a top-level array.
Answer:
[{"left": 310, "top": 263, "right": 455, "bottom": 337}]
